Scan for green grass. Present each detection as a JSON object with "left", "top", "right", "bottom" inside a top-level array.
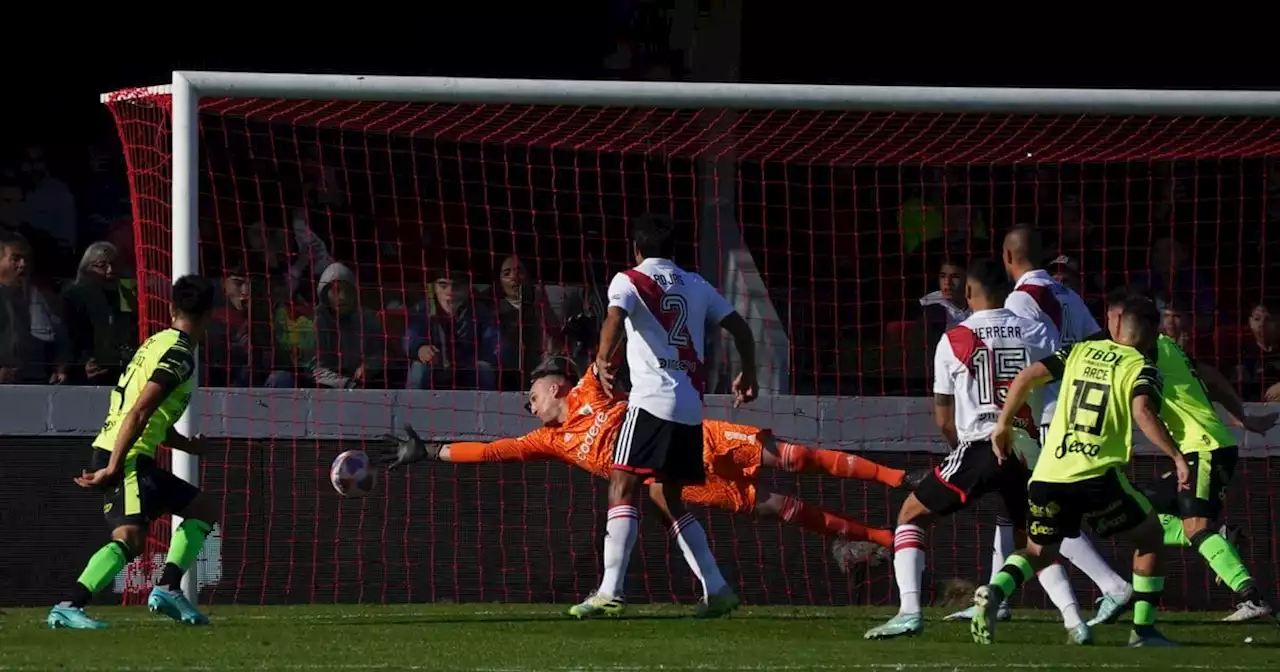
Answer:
[{"left": 2, "top": 604, "right": 1278, "bottom": 671}]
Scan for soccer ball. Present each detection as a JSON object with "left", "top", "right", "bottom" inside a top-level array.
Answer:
[{"left": 330, "top": 450, "right": 378, "bottom": 497}]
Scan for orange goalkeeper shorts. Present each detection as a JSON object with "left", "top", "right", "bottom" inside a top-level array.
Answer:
[{"left": 680, "top": 421, "right": 765, "bottom": 514}]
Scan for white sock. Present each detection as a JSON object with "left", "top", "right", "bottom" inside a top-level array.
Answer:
[
  {"left": 893, "top": 524, "right": 926, "bottom": 614},
  {"left": 1037, "top": 563, "right": 1083, "bottom": 629},
  {"left": 991, "top": 523, "right": 1016, "bottom": 584},
  {"left": 599, "top": 505, "right": 638, "bottom": 599},
  {"left": 671, "top": 512, "right": 728, "bottom": 597},
  {"left": 1060, "top": 535, "right": 1130, "bottom": 596}
]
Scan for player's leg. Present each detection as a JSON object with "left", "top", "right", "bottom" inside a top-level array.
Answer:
[
  {"left": 1095, "top": 469, "right": 1174, "bottom": 647},
  {"left": 973, "top": 479, "right": 1074, "bottom": 645},
  {"left": 145, "top": 467, "right": 218, "bottom": 626},
  {"left": 862, "top": 492, "right": 933, "bottom": 639},
  {"left": 751, "top": 488, "right": 891, "bottom": 572},
  {"left": 759, "top": 432, "right": 906, "bottom": 487},
  {"left": 1055, "top": 533, "right": 1134, "bottom": 626},
  {"left": 49, "top": 453, "right": 146, "bottom": 629},
  {"left": 655, "top": 421, "right": 737, "bottom": 617},
  {"left": 1176, "top": 448, "right": 1274, "bottom": 621},
  {"left": 944, "top": 517, "right": 1017, "bottom": 622}
]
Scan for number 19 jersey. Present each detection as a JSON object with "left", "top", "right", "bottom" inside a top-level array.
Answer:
[
  {"left": 92, "top": 328, "right": 197, "bottom": 459},
  {"left": 607, "top": 257, "right": 735, "bottom": 425},
  {"left": 1034, "top": 340, "right": 1163, "bottom": 483},
  {"left": 933, "top": 308, "right": 1058, "bottom": 444}
]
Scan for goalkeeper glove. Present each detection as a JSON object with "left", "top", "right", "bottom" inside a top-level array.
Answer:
[{"left": 378, "top": 424, "right": 442, "bottom": 470}]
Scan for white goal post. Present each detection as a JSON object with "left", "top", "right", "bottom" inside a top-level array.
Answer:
[{"left": 100, "top": 70, "right": 1280, "bottom": 604}]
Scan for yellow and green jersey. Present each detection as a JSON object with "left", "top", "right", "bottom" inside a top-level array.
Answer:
[
  {"left": 1154, "top": 334, "right": 1236, "bottom": 453},
  {"left": 1033, "top": 340, "right": 1163, "bottom": 483},
  {"left": 92, "top": 328, "right": 197, "bottom": 459}
]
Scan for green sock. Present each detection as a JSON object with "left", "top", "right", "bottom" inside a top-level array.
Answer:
[
  {"left": 167, "top": 519, "right": 213, "bottom": 571},
  {"left": 76, "top": 540, "right": 130, "bottom": 594},
  {"left": 991, "top": 554, "right": 1035, "bottom": 600},
  {"left": 1160, "top": 514, "right": 1190, "bottom": 547},
  {"left": 1194, "top": 531, "right": 1252, "bottom": 593},
  {"left": 1132, "top": 574, "right": 1165, "bottom": 627}
]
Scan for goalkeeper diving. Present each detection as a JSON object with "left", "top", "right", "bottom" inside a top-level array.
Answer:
[{"left": 381, "top": 357, "right": 914, "bottom": 604}]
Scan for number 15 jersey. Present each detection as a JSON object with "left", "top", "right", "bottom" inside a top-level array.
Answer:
[
  {"left": 607, "top": 257, "right": 735, "bottom": 425},
  {"left": 933, "top": 308, "right": 1058, "bottom": 444}
]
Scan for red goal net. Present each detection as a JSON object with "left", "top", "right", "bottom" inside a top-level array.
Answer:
[{"left": 100, "top": 88, "right": 1280, "bottom": 610}]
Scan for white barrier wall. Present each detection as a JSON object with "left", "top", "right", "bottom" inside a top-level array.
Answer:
[{"left": 3, "top": 386, "right": 1278, "bottom": 457}]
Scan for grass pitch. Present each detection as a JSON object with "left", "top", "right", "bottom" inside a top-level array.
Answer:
[{"left": 2, "top": 604, "right": 1279, "bottom": 671}]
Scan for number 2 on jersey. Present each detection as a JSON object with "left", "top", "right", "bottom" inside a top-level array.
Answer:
[
  {"left": 660, "top": 293, "right": 689, "bottom": 347},
  {"left": 972, "top": 347, "right": 1028, "bottom": 406}
]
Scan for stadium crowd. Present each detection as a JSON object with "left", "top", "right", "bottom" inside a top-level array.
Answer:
[{"left": 0, "top": 136, "right": 1276, "bottom": 402}]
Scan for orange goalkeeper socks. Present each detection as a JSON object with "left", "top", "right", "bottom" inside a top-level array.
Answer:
[
  {"left": 778, "top": 496, "right": 894, "bottom": 548},
  {"left": 777, "top": 441, "right": 905, "bottom": 487}
]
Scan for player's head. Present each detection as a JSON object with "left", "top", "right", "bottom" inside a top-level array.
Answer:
[
  {"left": 1002, "top": 225, "right": 1042, "bottom": 278},
  {"left": 1113, "top": 295, "right": 1161, "bottom": 352},
  {"left": 0, "top": 230, "right": 30, "bottom": 285},
  {"left": 631, "top": 213, "right": 676, "bottom": 263},
  {"left": 1105, "top": 285, "right": 1153, "bottom": 338},
  {"left": 938, "top": 255, "right": 966, "bottom": 303},
  {"left": 963, "top": 258, "right": 1012, "bottom": 311},
  {"left": 527, "top": 357, "right": 577, "bottom": 425},
  {"left": 171, "top": 274, "right": 217, "bottom": 335}
]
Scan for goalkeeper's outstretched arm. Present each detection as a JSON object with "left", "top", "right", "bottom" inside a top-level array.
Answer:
[{"left": 380, "top": 425, "right": 556, "bottom": 470}]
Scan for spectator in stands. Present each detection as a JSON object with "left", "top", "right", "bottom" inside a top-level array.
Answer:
[
  {"left": 1236, "top": 299, "right": 1280, "bottom": 402},
  {"left": 0, "top": 231, "right": 69, "bottom": 384},
  {"left": 495, "top": 255, "right": 560, "bottom": 388},
  {"left": 0, "top": 176, "right": 22, "bottom": 232},
  {"left": 205, "top": 262, "right": 290, "bottom": 388},
  {"left": 1134, "top": 236, "right": 1215, "bottom": 333},
  {"left": 19, "top": 144, "right": 77, "bottom": 258},
  {"left": 84, "top": 144, "right": 132, "bottom": 246},
  {"left": 309, "top": 262, "right": 384, "bottom": 389},
  {"left": 919, "top": 256, "right": 969, "bottom": 331},
  {"left": 61, "top": 242, "right": 137, "bottom": 385},
  {"left": 1048, "top": 254, "right": 1103, "bottom": 320},
  {"left": 404, "top": 269, "right": 499, "bottom": 391}
]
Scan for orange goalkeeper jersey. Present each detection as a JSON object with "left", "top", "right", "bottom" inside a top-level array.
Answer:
[{"left": 447, "top": 365, "right": 764, "bottom": 513}]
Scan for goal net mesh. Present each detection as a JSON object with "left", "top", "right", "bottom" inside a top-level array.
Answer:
[{"left": 101, "top": 87, "right": 1280, "bottom": 609}]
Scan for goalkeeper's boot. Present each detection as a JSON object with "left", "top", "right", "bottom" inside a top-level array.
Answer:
[
  {"left": 147, "top": 586, "right": 210, "bottom": 626},
  {"left": 1128, "top": 627, "right": 1177, "bottom": 647},
  {"left": 695, "top": 589, "right": 740, "bottom": 619},
  {"left": 970, "top": 585, "right": 1002, "bottom": 645},
  {"left": 47, "top": 604, "right": 108, "bottom": 630},
  {"left": 832, "top": 539, "right": 890, "bottom": 574},
  {"left": 944, "top": 602, "right": 1012, "bottom": 622},
  {"left": 1067, "top": 623, "right": 1094, "bottom": 645},
  {"left": 567, "top": 593, "right": 626, "bottom": 620},
  {"left": 1087, "top": 585, "right": 1134, "bottom": 627},
  {"left": 863, "top": 612, "right": 923, "bottom": 640}
]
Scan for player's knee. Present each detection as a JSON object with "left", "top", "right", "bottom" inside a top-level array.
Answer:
[
  {"left": 896, "top": 495, "right": 930, "bottom": 527},
  {"left": 608, "top": 471, "right": 638, "bottom": 505},
  {"left": 1182, "top": 516, "right": 1210, "bottom": 540},
  {"left": 1130, "top": 515, "right": 1164, "bottom": 554},
  {"left": 111, "top": 525, "right": 146, "bottom": 557},
  {"left": 752, "top": 491, "right": 785, "bottom": 517},
  {"left": 181, "top": 493, "right": 220, "bottom": 526}
]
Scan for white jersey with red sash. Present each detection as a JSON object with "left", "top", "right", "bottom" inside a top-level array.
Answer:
[
  {"left": 1005, "top": 269, "right": 1101, "bottom": 426},
  {"left": 607, "top": 257, "right": 735, "bottom": 425},
  {"left": 933, "top": 308, "right": 1058, "bottom": 443}
]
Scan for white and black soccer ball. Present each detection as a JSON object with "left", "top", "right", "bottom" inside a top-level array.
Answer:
[{"left": 330, "top": 449, "right": 378, "bottom": 497}]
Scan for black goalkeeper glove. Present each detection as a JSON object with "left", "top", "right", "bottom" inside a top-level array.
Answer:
[{"left": 378, "top": 424, "right": 442, "bottom": 470}]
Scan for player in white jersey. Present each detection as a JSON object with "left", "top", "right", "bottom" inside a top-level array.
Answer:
[
  {"left": 945, "top": 226, "right": 1113, "bottom": 624},
  {"left": 866, "top": 259, "right": 1088, "bottom": 642},
  {"left": 569, "top": 213, "right": 759, "bottom": 619}
]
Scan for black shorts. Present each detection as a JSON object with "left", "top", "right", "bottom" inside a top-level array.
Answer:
[
  {"left": 1027, "top": 467, "right": 1153, "bottom": 545},
  {"left": 612, "top": 406, "right": 705, "bottom": 485},
  {"left": 914, "top": 440, "right": 1029, "bottom": 529},
  {"left": 91, "top": 449, "right": 200, "bottom": 529},
  {"left": 1144, "top": 447, "right": 1237, "bottom": 521}
]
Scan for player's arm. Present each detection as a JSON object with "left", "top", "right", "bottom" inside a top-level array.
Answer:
[
  {"left": 1194, "top": 360, "right": 1263, "bottom": 432},
  {"left": 711, "top": 289, "right": 758, "bottom": 403},
  {"left": 164, "top": 425, "right": 205, "bottom": 456},
  {"left": 442, "top": 436, "right": 557, "bottom": 464},
  {"left": 996, "top": 345, "right": 1067, "bottom": 429},
  {"left": 1129, "top": 365, "right": 1187, "bottom": 483},
  {"left": 596, "top": 274, "right": 634, "bottom": 372},
  {"left": 931, "top": 334, "right": 959, "bottom": 448},
  {"left": 107, "top": 346, "right": 196, "bottom": 475}
]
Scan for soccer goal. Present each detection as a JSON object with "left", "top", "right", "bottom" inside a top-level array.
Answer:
[{"left": 98, "top": 72, "right": 1280, "bottom": 610}]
